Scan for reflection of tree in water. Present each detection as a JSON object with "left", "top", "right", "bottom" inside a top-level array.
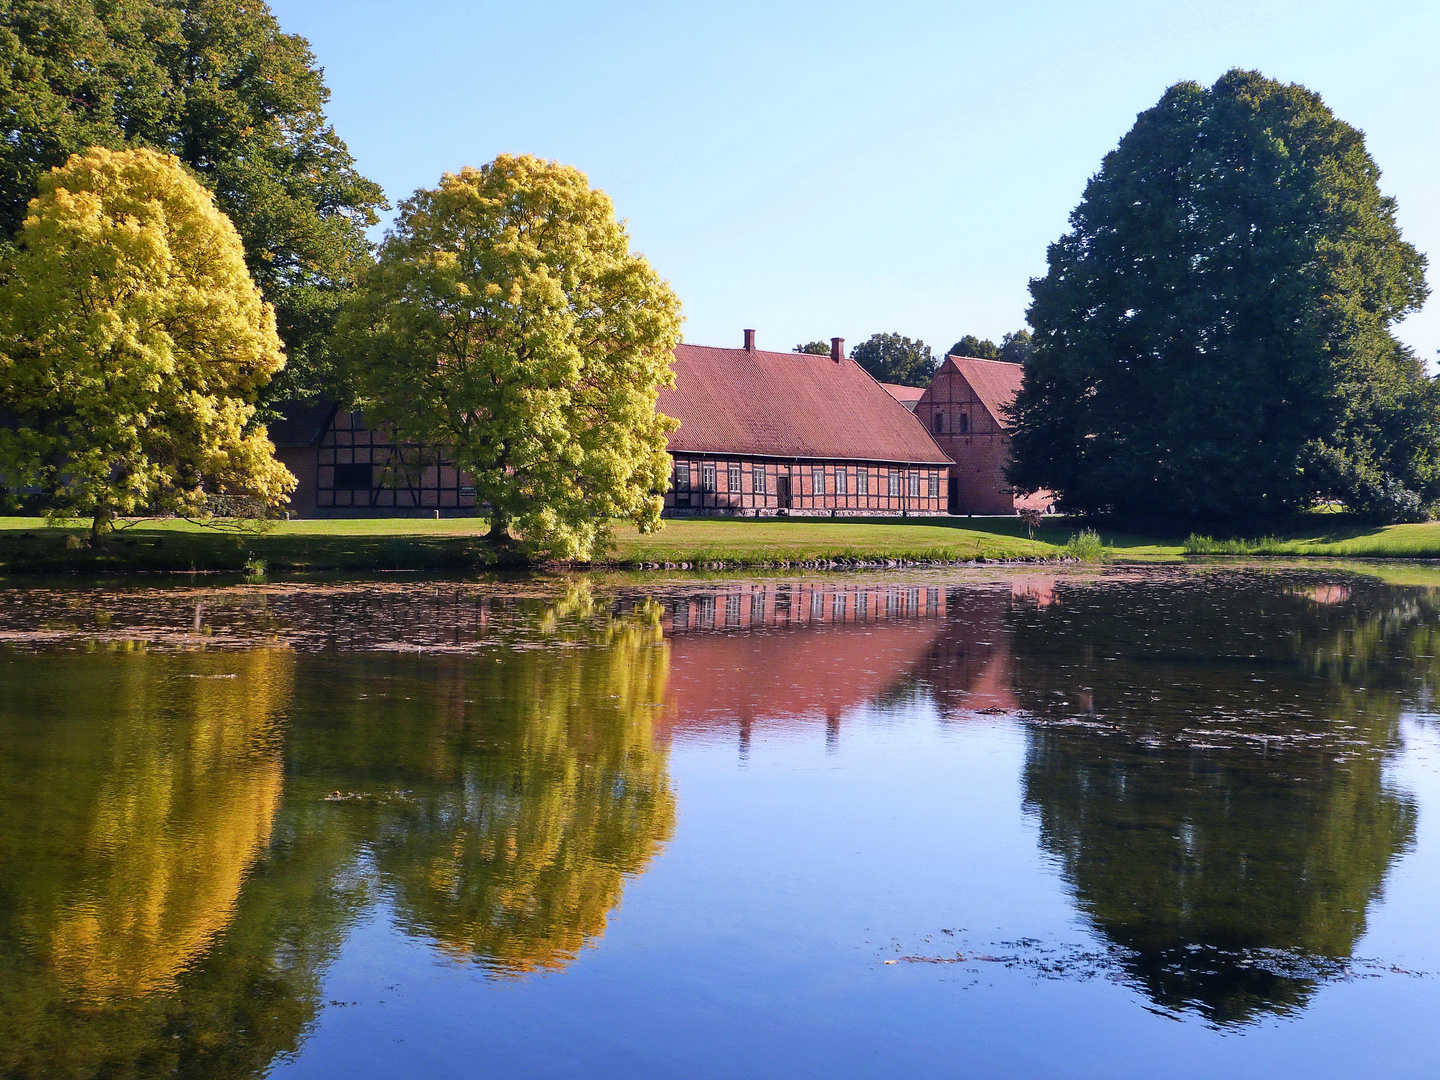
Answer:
[
  {"left": 0, "top": 588, "right": 677, "bottom": 1075},
  {"left": 1013, "top": 575, "right": 1426, "bottom": 1025},
  {"left": 348, "top": 594, "right": 676, "bottom": 974},
  {"left": 0, "top": 647, "right": 360, "bottom": 1078}
]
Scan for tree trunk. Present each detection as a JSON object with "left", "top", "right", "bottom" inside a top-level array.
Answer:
[
  {"left": 485, "top": 509, "right": 513, "bottom": 548},
  {"left": 90, "top": 503, "right": 115, "bottom": 543}
]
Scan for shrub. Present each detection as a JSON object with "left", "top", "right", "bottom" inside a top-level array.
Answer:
[{"left": 1064, "top": 528, "right": 1108, "bottom": 562}]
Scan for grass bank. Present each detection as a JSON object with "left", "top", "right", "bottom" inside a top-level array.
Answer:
[
  {"left": 0, "top": 515, "right": 1062, "bottom": 575},
  {"left": 4, "top": 514, "right": 1440, "bottom": 576},
  {"left": 0, "top": 516, "right": 496, "bottom": 575},
  {"left": 607, "top": 517, "right": 1058, "bottom": 566}
]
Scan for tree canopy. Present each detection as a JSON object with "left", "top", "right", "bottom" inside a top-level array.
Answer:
[
  {"left": 0, "top": 147, "right": 293, "bottom": 535},
  {"left": 339, "top": 154, "right": 682, "bottom": 561},
  {"left": 1008, "top": 70, "right": 1432, "bottom": 522},
  {"left": 794, "top": 341, "right": 830, "bottom": 355},
  {"left": 947, "top": 334, "right": 1000, "bottom": 360},
  {"left": 0, "top": 0, "right": 385, "bottom": 400},
  {"left": 998, "top": 329, "right": 1034, "bottom": 365},
  {"left": 850, "top": 333, "right": 936, "bottom": 387},
  {"left": 947, "top": 331, "right": 1032, "bottom": 364}
]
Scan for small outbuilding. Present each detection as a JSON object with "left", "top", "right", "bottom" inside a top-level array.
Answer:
[{"left": 880, "top": 383, "right": 925, "bottom": 412}]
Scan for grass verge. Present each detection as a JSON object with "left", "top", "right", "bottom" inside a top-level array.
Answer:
[
  {"left": 4, "top": 513, "right": 1440, "bottom": 576},
  {"left": 0, "top": 515, "right": 1063, "bottom": 575}
]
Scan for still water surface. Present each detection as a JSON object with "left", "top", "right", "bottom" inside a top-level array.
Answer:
[{"left": 3, "top": 567, "right": 1440, "bottom": 1077}]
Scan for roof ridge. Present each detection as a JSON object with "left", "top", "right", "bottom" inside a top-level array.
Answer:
[
  {"left": 679, "top": 342, "right": 839, "bottom": 361},
  {"left": 946, "top": 354, "right": 1023, "bottom": 365}
]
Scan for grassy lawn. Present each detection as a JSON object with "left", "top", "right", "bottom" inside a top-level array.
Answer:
[
  {"left": 0, "top": 514, "right": 1060, "bottom": 574},
  {"left": 4, "top": 513, "right": 1440, "bottom": 575},
  {"left": 0, "top": 516, "right": 499, "bottom": 574},
  {"left": 607, "top": 517, "right": 1057, "bottom": 564}
]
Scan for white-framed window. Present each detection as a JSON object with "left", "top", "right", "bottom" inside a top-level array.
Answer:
[
  {"left": 813, "top": 467, "right": 825, "bottom": 496},
  {"left": 928, "top": 471, "right": 939, "bottom": 498},
  {"left": 752, "top": 464, "right": 767, "bottom": 495},
  {"left": 835, "top": 469, "right": 848, "bottom": 496},
  {"left": 701, "top": 463, "right": 716, "bottom": 493},
  {"left": 908, "top": 471, "right": 921, "bottom": 497},
  {"left": 857, "top": 469, "right": 869, "bottom": 496},
  {"left": 888, "top": 470, "right": 900, "bottom": 497},
  {"left": 728, "top": 463, "right": 742, "bottom": 492}
]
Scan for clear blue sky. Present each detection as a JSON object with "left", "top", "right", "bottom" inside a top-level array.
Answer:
[{"left": 272, "top": 0, "right": 1440, "bottom": 361}]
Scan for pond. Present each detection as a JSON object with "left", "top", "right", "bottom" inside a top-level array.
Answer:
[{"left": 2, "top": 566, "right": 1440, "bottom": 1078}]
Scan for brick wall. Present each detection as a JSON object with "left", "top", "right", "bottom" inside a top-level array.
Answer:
[{"left": 916, "top": 366, "right": 1021, "bottom": 514}]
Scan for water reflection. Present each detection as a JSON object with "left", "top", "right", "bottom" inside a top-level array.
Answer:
[
  {"left": 0, "top": 647, "right": 322, "bottom": 1078},
  {"left": 347, "top": 607, "right": 675, "bottom": 974},
  {"left": 1011, "top": 576, "right": 1425, "bottom": 1024},
  {"left": 1, "top": 648, "right": 291, "bottom": 1003},
  {"left": 0, "top": 589, "right": 677, "bottom": 1076},
  {"left": 1, "top": 570, "right": 1439, "bottom": 1075},
  {"left": 658, "top": 582, "right": 950, "bottom": 753}
]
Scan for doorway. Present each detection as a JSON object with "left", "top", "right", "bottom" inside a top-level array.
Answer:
[
  {"left": 947, "top": 476, "right": 959, "bottom": 515},
  {"left": 775, "top": 475, "right": 791, "bottom": 510}
]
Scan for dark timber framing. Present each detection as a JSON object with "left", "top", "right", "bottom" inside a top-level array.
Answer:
[
  {"left": 315, "top": 408, "right": 477, "bottom": 513},
  {"left": 666, "top": 454, "right": 945, "bottom": 516}
]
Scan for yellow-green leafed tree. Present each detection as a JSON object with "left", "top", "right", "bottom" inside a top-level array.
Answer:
[
  {"left": 340, "top": 154, "right": 682, "bottom": 561},
  {"left": 0, "top": 147, "right": 295, "bottom": 537}
]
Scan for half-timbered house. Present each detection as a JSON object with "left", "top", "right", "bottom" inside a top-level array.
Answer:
[
  {"left": 270, "top": 332, "right": 951, "bottom": 518},
  {"left": 270, "top": 402, "right": 477, "bottom": 517},
  {"left": 657, "top": 333, "right": 951, "bottom": 517}
]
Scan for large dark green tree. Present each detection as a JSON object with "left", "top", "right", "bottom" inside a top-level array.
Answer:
[
  {"left": 0, "top": 0, "right": 386, "bottom": 402},
  {"left": 1008, "top": 70, "right": 1433, "bottom": 522},
  {"left": 850, "top": 332, "right": 936, "bottom": 387}
]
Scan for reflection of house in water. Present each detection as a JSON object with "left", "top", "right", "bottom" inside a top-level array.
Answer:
[
  {"left": 904, "top": 578, "right": 1058, "bottom": 717},
  {"left": 656, "top": 582, "right": 949, "bottom": 755},
  {"left": 655, "top": 581, "right": 1052, "bottom": 754}
]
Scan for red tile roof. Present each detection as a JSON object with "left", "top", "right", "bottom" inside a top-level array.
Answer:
[
  {"left": 659, "top": 344, "right": 950, "bottom": 464},
  {"left": 944, "top": 355, "right": 1025, "bottom": 429},
  {"left": 881, "top": 383, "right": 925, "bottom": 410}
]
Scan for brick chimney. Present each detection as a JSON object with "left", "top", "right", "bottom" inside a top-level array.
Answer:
[
  {"left": 830, "top": 337, "right": 844, "bottom": 363},
  {"left": 743, "top": 328, "right": 756, "bottom": 352}
]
